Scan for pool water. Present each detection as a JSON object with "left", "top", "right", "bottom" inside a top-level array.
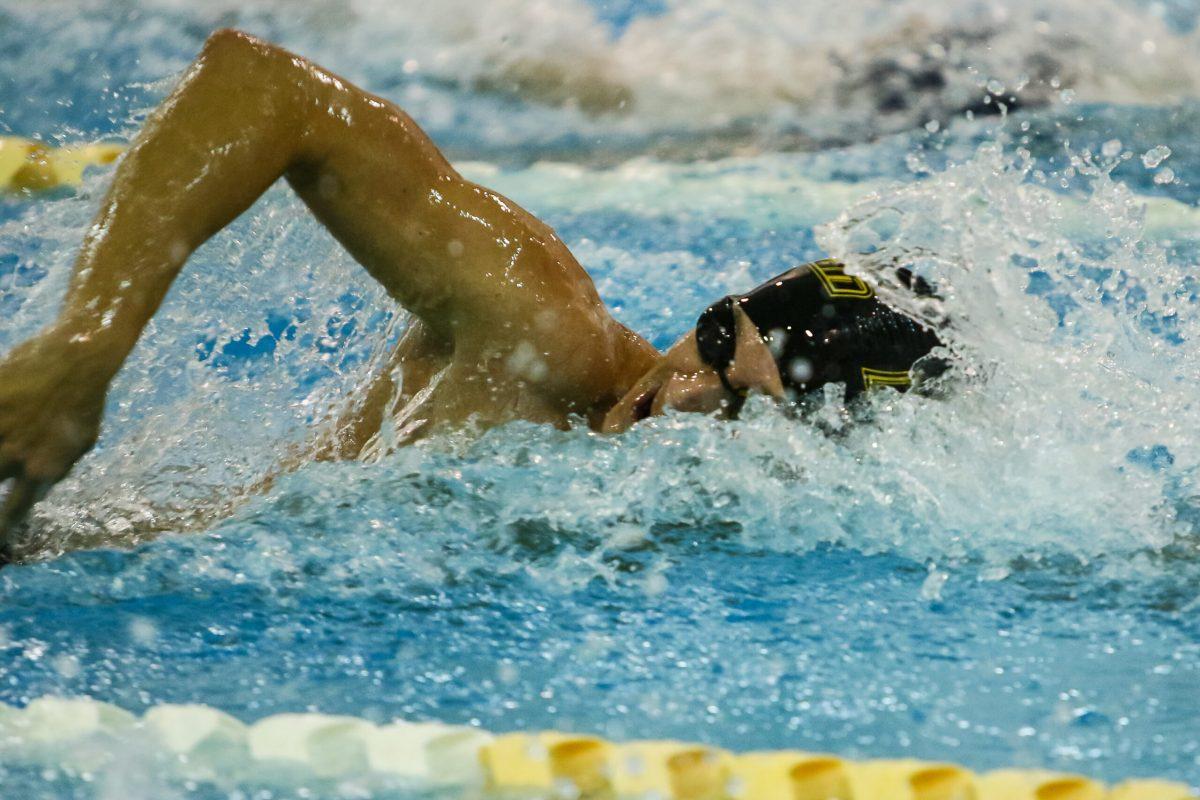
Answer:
[{"left": 1, "top": 0, "right": 1199, "bottom": 797}]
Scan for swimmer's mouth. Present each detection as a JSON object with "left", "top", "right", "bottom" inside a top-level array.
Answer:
[{"left": 631, "top": 386, "right": 660, "bottom": 423}]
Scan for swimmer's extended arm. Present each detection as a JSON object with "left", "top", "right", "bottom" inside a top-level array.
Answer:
[{"left": 0, "top": 29, "right": 622, "bottom": 551}]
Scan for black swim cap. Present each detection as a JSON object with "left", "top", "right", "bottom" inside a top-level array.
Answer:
[{"left": 695, "top": 259, "right": 945, "bottom": 403}]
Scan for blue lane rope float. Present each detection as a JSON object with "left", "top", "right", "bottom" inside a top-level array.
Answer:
[
  {"left": 0, "top": 698, "right": 1194, "bottom": 797},
  {"left": 0, "top": 136, "right": 123, "bottom": 192}
]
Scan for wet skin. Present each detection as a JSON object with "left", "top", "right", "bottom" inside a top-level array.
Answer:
[{"left": 0, "top": 30, "right": 787, "bottom": 548}]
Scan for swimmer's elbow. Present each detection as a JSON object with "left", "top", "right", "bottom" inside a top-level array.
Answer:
[
  {"left": 203, "top": 27, "right": 252, "bottom": 52},
  {"left": 201, "top": 28, "right": 273, "bottom": 63}
]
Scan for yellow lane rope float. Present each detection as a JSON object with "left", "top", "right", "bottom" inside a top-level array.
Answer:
[
  {"left": 0, "top": 136, "right": 123, "bottom": 192},
  {"left": 0, "top": 698, "right": 1194, "bottom": 798}
]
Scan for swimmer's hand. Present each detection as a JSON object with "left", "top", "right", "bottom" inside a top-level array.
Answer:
[{"left": 0, "top": 330, "right": 111, "bottom": 561}]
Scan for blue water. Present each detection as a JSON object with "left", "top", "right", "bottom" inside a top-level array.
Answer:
[{"left": 2, "top": 1, "right": 1200, "bottom": 797}]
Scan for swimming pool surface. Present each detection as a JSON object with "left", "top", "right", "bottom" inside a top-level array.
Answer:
[{"left": 1, "top": 0, "right": 1199, "bottom": 796}]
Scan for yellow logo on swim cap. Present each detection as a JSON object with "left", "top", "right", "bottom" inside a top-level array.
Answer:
[
  {"left": 861, "top": 367, "right": 912, "bottom": 389},
  {"left": 810, "top": 259, "right": 874, "bottom": 299}
]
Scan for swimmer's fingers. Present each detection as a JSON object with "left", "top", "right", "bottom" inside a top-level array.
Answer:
[{"left": 0, "top": 475, "right": 47, "bottom": 565}]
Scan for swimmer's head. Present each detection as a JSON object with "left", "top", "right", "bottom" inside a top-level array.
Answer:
[{"left": 601, "top": 261, "right": 945, "bottom": 433}]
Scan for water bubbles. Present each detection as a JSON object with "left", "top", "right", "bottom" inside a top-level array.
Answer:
[
  {"left": 1101, "top": 139, "right": 1123, "bottom": 159},
  {"left": 128, "top": 617, "right": 159, "bottom": 647},
  {"left": 52, "top": 654, "right": 81, "bottom": 679},
  {"left": 1153, "top": 167, "right": 1175, "bottom": 185},
  {"left": 1141, "top": 145, "right": 1171, "bottom": 169}
]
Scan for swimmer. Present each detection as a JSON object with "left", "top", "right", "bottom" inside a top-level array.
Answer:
[{"left": 0, "top": 30, "right": 944, "bottom": 558}]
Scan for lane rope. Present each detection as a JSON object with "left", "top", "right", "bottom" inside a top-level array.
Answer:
[{"left": 0, "top": 697, "right": 1194, "bottom": 797}]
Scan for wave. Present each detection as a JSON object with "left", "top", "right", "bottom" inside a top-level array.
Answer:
[{"left": 3, "top": 0, "right": 1200, "bottom": 149}]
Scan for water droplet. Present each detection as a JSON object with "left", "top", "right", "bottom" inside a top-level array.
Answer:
[
  {"left": 788, "top": 358, "right": 813, "bottom": 384},
  {"left": 643, "top": 573, "right": 668, "bottom": 596},
  {"left": 52, "top": 654, "right": 81, "bottom": 679},
  {"left": 129, "top": 617, "right": 159, "bottom": 646},
  {"left": 1141, "top": 145, "right": 1171, "bottom": 168},
  {"left": 920, "top": 567, "right": 949, "bottom": 601}
]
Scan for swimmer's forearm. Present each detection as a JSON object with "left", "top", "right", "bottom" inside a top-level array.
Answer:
[
  {"left": 50, "top": 30, "right": 310, "bottom": 370},
  {"left": 52, "top": 202, "right": 186, "bottom": 372}
]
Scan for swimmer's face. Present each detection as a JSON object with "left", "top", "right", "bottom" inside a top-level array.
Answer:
[{"left": 602, "top": 305, "right": 785, "bottom": 433}]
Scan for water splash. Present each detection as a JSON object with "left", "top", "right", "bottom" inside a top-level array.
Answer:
[
  {"left": 5, "top": 130, "right": 1200, "bottom": 580},
  {"left": 819, "top": 141, "right": 1200, "bottom": 568},
  {"left": 0, "top": 175, "right": 399, "bottom": 555}
]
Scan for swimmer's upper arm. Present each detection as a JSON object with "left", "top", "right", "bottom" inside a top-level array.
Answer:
[{"left": 279, "top": 67, "right": 601, "bottom": 346}]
